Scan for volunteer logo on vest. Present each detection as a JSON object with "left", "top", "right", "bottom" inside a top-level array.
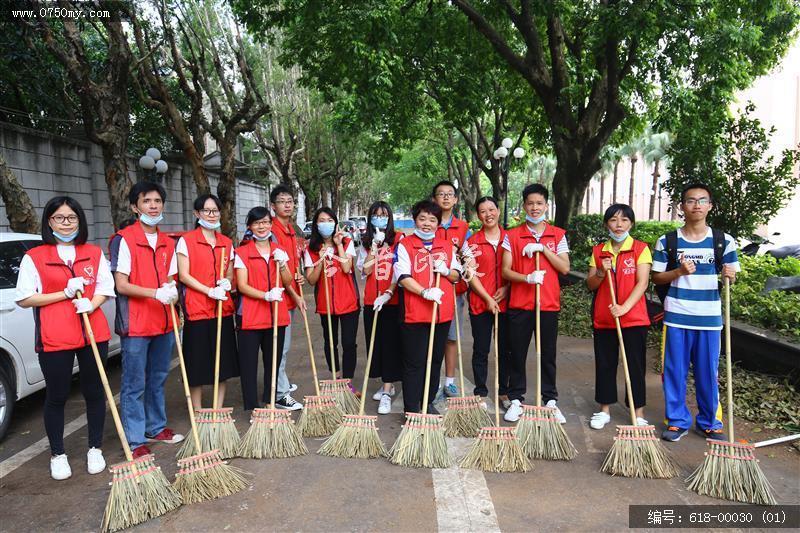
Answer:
[
  {"left": 82, "top": 265, "right": 95, "bottom": 283},
  {"left": 546, "top": 241, "right": 556, "bottom": 252},
  {"left": 622, "top": 257, "right": 636, "bottom": 274},
  {"left": 162, "top": 251, "right": 168, "bottom": 268}
]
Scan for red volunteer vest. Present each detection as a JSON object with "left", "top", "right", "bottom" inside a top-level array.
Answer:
[
  {"left": 271, "top": 218, "right": 302, "bottom": 310},
  {"left": 235, "top": 240, "right": 291, "bottom": 330},
  {"left": 307, "top": 237, "right": 360, "bottom": 316},
  {"left": 27, "top": 243, "right": 111, "bottom": 353},
  {"left": 399, "top": 234, "right": 456, "bottom": 324},
  {"left": 181, "top": 228, "right": 235, "bottom": 321},
  {"left": 436, "top": 216, "right": 469, "bottom": 296},
  {"left": 115, "top": 223, "right": 175, "bottom": 336},
  {"left": 591, "top": 240, "right": 651, "bottom": 329},
  {"left": 362, "top": 235, "right": 403, "bottom": 306},
  {"left": 466, "top": 228, "right": 508, "bottom": 315},
  {"left": 506, "top": 223, "right": 567, "bottom": 312}
]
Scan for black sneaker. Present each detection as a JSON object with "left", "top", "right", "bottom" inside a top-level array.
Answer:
[
  {"left": 696, "top": 427, "right": 726, "bottom": 441},
  {"left": 275, "top": 394, "right": 303, "bottom": 411},
  {"left": 662, "top": 426, "right": 688, "bottom": 442}
]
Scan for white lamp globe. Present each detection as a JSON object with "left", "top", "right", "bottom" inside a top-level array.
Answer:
[
  {"left": 513, "top": 147, "right": 525, "bottom": 159},
  {"left": 496, "top": 146, "right": 508, "bottom": 158},
  {"left": 501, "top": 137, "right": 513, "bottom": 149},
  {"left": 138, "top": 155, "right": 155, "bottom": 170},
  {"left": 145, "top": 147, "right": 161, "bottom": 161},
  {"left": 155, "top": 159, "right": 169, "bottom": 174}
]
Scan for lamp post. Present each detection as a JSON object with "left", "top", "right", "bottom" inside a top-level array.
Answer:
[
  {"left": 494, "top": 137, "right": 525, "bottom": 228},
  {"left": 138, "top": 147, "right": 168, "bottom": 183}
]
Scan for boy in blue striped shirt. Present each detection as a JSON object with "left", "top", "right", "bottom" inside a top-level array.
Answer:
[{"left": 652, "top": 183, "right": 739, "bottom": 442}]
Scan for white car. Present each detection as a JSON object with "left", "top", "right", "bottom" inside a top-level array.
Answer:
[{"left": 0, "top": 233, "right": 120, "bottom": 441}]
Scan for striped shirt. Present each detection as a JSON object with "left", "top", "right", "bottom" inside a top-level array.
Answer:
[{"left": 652, "top": 228, "right": 740, "bottom": 330}]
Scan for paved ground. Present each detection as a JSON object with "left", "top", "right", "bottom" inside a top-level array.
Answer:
[{"left": 1, "top": 295, "right": 798, "bottom": 532}]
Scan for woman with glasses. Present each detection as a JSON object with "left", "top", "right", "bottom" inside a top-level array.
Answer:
[
  {"left": 176, "top": 194, "right": 239, "bottom": 410},
  {"left": 15, "top": 196, "right": 116, "bottom": 480}
]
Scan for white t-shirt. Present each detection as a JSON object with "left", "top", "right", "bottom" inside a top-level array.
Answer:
[
  {"left": 303, "top": 241, "right": 356, "bottom": 268},
  {"left": 175, "top": 237, "right": 235, "bottom": 263},
  {"left": 115, "top": 234, "right": 178, "bottom": 277},
  {"left": 15, "top": 245, "right": 116, "bottom": 302},
  {"left": 234, "top": 246, "right": 272, "bottom": 270},
  {"left": 393, "top": 242, "right": 461, "bottom": 282},
  {"left": 501, "top": 224, "right": 570, "bottom": 254}
]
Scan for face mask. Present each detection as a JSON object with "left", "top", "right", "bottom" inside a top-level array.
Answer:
[
  {"left": 253, "top": 232, "right": 272, "bottom": 242},
  {"left": 317, "top": 221, "right": 336, "bottom": 238},
  {"left": 198, "top": 218, "right": 221, "bottom": 231},
  {"left": 53, "top": 230, "right": 78, "bottom": 243},
  {"left": 609, "top": 230, "right": 630, "bottom": 243},
  {"left": 371, "top": 216, "right": 388, "bottom": 229},
  {"left": 139, "top": 213, "right": 163, "bottom": 227},
  {"left": 414, "top": 229, "right": 436, "bottom": 241},
  {"left": 526, "top": 214, "right": 546, "bottom": 225}
]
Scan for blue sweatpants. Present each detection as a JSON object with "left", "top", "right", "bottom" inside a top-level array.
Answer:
[{"left": 663, "top": 326, "right": 722, "bottom": 431}]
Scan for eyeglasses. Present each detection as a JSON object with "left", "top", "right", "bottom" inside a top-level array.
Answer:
[
  {"left": 683, "top": 198, "right": 710, "bottom": 206},
  {"left": 50, "top": 215, "right": 79, "bottom": 224},
  {"left": 274, "top": 199, "right": 294, "bottom": 205},
  {"left": 199, "top": 209, "right": 220, "bottom": 216},
  {"left": 251, "top": 221, "right": 271, "bottom": 228},
  {"left": 435, "top": 192, "right": 456, "bottom": 199}
]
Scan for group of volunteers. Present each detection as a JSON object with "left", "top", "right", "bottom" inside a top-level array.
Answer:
[{"left": 15, "top": 175, "right": 737, "bottom": 481}]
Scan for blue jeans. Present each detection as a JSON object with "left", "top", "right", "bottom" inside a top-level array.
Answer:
[
  {"left": 276, "top": 310, "right": 294, "bottom": 399},
  {"left": 120, "top": 333, "right": 175, "bottom": 449}
]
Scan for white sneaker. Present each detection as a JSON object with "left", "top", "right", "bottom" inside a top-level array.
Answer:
[
  {"left": 289, "top": 383, "right": 298, "bottom": 392},
  {"left": 504, "top": 399, "right": 523, "bottom": 422},
  {"left": 50, "top": 454, "right": 72, "bottom": 481},
  {"left": 378, "top": 394, "right": 392, "bottom": 415},
  {"left": 373, "top": 385, "right": 395, "bottom": 401},
  {"left": 589, "top": 411, "right": 611, "bottom": 430},
  {"left": 87, "top": 448, "right": 106, "bottom": 475},
  {"left": 546, "top": 400, "right": 566, "bottom": 424},
  {"left": 636, "top": 417, "right": 649, "bottom": 426}
]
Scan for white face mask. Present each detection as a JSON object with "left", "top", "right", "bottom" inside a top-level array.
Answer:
[
  {"left": 198, "top": 218, "right": 221, "bottom": 231},
  {"left": 609, "top": 230, "right": 630, "bottom": 243},
  {"left": 139, "top": 213, "right": 163, "bottom": 227}
]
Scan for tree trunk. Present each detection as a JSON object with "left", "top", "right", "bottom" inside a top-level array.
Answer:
[
  {"left": 648, "top": 159, "right": 660, "bottom": 220},
  {"left": 612, "top": 161, "right": 619, "bottom": 204},
  {"left": 599, "top": 173, "right": 605, "bottom": 213},
  {"left": 0, "top": 155, "right": 40, "bottom": 233},
  {"left": 217, "top": 143, "right": 238, "bottom": 240},
  {"left": 100, "top": 141, "right": 134, "bottom": 230},
  {"left": 185, "top": 143, "right": 210, "bottom": 195},
  {"left": 627, "top": 156, "right": 637, "bottom": 210}
]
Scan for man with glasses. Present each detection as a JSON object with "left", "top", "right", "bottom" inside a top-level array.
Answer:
[
  {"left": 268, "top": 185, "right": 305, "bottom": 410},
  {"left": 652, "top": 183, "right": 739, "bottom": 442}
]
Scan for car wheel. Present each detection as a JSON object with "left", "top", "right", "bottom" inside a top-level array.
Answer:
[{"left": 0, "top": 369, "right": 14, "bottom": 441}]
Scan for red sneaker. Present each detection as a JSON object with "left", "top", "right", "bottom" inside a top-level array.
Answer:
[
  {"left": 146, "top": 428, "right": 185, "bottom": 444},
  {"left": 131, "top": 445, "right": 152, "bottom": 459}
]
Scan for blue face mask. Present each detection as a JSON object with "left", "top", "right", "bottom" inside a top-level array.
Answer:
[
  {"left": 139, "top": 213, "right": 163, "bottom": 227},
  {"left": 53, "top": 230, "right": 78, "bottom": 243},
  {"left": 414, "top": 229, "right": 436, "bottom": 241},
  {"left": 317, "top": 221, "right": 336, "bottom": 238},
  {"left": 198, "top": 218, "right": 221, "bottom": 231},
  {"left": 371, "top": 216, "right": 388, "bottom": 229},
  {"left": 609, "top": 230, "right": 630, "bottom": 243},
  {"left": 253, "top": 232, "right": 272, "bottom": 242},
  {"left": 526, "top": 214, "right": 546, "bottom": 225}
]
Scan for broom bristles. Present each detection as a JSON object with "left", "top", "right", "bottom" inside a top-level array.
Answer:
[
  {"left": 177, "top": 408, "right": 240, "bottom": 460},
  {"left": 320, "top": 379, "right": 361, "bottom": 414},
  {"left": 459, "top": 427, "right": 533, "bottom": 473},
  {"left": 237, "top": 408, "right": 308, "bottom": 459},
  {"left": 516, "top": 405, "right": 577, "bottom": 461},
  {"left": 297, "top": 395, "right": 344, "bottom": 437},
  {"left": 686, "top": 440, "right": 776, "bottom": 505},
  {"left": 600, "top": 425, "right": 677, "bottom": 479},
  {"left": 102, "top": 454, "right": 182, "bottom": 533},
  {"left": 173, "top": 449, "right": 248, "bottom": 504},
  {"left": 388, "top": 413, "right": 451, "bottom": 469},
  {"left": 318, "top": 414, "right": 387, "bottom": 459},
  {"left": 443, "top": 396, "right": 493, "bottom": 438}
]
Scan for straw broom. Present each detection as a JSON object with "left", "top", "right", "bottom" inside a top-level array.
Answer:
[
  {"left": 169, "top": 303, "right": 248, "bottom": 503},
  {"left": 75, "top": 292, "right": 181, "bottom": 532},
  {"left": 686, "top": 278, "right": 776, "bottom": 504},
  {"left": 389, "top": 273, "right": 451, "bottom": 469},
  {"left": 516, "top": 252, "right": 577, "bottom": 461},
  {"left": 600, "top": 273, "right": 676, "bottom": 478},
  {"left": 238, "top": 260, "right": 308, "bottom": 459},
  {"left": 319, "top": 306, "right": 387, "bottom": 458},
  {"left": 318, "top": 256, "right": 360, "bottom": 414},
  {"left": 443, "top": 285, "right": 492, "bottom": 438},
  {"left": 460, "top": 311, "right": 531, "bottom": 473}
]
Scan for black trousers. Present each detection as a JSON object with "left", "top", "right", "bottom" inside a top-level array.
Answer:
[
  {"left": 320, "top": 310, "right": 359, "bottom": 379},
  {"left": 401, "top": 322, "right": 450, "bottom": 413},
  {"left": 363, "top": 304, "right": 403, "bottom": 383},
  {"left": 507, "top": 309, "right": 559, "bottom": 403},
  {"left": 237, "top": 326, "right": 287, "bottom": 410},
  {"left": 469, "top": 311, "right": 511, "bottom": 397},
  {"left": 38, "top": 342, "right": 108, "bottom": 455},
  {"left": 593, "top": 326, "right": 648, "bottom": 408}
]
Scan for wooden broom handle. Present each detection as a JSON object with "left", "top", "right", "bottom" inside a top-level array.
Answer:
[
  {"left": 322, "top": 256, "right": 337, "bottom": 379},
  {"left": 421, "top": 273, "right": 441, "bottom": 415},
  {"left": 724, "top": 277, "right": 734, "bottom": 442},
  {"left": 452, "top": 283, "right": 465, "bottom": 397},
  {"left": 296, "top": 265, "right": 321, "bottom": 396},
  {"left": 359, "top": 308, "right": 380, "bottom": 415},
  {"left": 493, "top": 310, "right": 500, "bottom": 427},
  {"left": 607, "top": 274, "right": 637, "bottom": 426},
  {"left": 76, "top": 291, "right": 133, "bottom": 461},
  {"left": 169, "top": 303, "right": 202, "bottom": 451},
  {"left": 270, "top": 260, "right": 282, "bottom": 410},
  {"left": 212, "top": 249, "right": 226, "bottom": 410},
  {"left": 535, "top": 252, "right": 541, "bottom": 407}
]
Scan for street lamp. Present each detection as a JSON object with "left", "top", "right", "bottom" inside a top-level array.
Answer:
[
  {"left": 138, "top": 147, "right": 168, "bottom": 182},
  {"left": 495, "top": 137, "right": 525, "bottom": 227}
]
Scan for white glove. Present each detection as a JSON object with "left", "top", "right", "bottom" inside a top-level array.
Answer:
[
  {"left": 154, "top": 282, "right": 178, "bottom": 305},
  {"left": 522, "top": 243, "right": 544, "bottom": 258},
  {"left": 323, "top": 247, "right": 335, "bottom": 260},
  {"left": 216, "top": 278, "right": 232, "bottom": 292},
  {"left": 64, "top": 276, "right": 88, "bottom": 299},
  {"left": 373, "top": 229, "right": 385, "bottom": 246},
  {"left": 272, "top": 248, "right": 290, "bottom": 265},
  {"left": 207, "top": 286, "right": 228, "bottom": 301},
  {"left": 373, "top": 292, "right": 391, "bottom": 312},
  {"left": 264, "top": 287, "right": 285, "bottom": 302},
  {"left": 72, "top": 297, "right": 93, "bottom": 314},
  {"left": 526, "top": 270, "right": 546, "bottom": 285},
  {"left": 433, "top": 259, "right": 450, "bottom": 276},
  {"left": 421, "top": 287, "right": 444, "bottom": 304}
]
